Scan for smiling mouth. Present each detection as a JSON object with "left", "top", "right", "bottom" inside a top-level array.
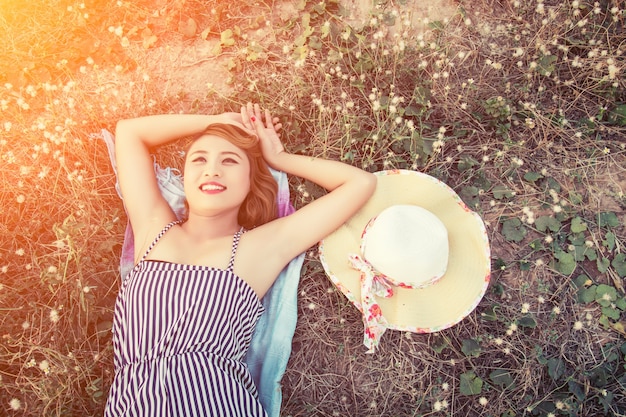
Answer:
[{"left": 200, "top": 183, "right": 226, "bottom": 192}]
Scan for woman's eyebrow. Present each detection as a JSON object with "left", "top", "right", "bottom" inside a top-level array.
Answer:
[
  {"left": 189, "top": 149, "right": 243, "bottom": 159},
  {"left": 221, "top": 151, "right": 243, "bottom": 159}
]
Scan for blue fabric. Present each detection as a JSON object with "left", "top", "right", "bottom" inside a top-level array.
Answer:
[{"left": 97, "top": 129, "right": 303, "bottom": 417}]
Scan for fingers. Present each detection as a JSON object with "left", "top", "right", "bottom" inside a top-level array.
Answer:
[{"left": 241, "top": 102, "right": 282, "bottom": 136}]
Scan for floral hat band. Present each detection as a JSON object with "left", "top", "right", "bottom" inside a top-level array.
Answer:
[
  {"left": 347, "top": 205, "right": 450, "bottom": 352},
  {"left": 319, "top": 170, "right": 491, "bottom": 353}
]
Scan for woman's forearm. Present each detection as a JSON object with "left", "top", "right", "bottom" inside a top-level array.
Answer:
[
  {"left": 270, "top": 152, "right": 375, "bottom": 192},
  {"left": 115, "top": 114, "right": 222, "bottom": 148}
]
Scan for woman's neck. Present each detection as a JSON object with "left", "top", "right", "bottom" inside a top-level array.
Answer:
[{"left": 182, "top": 211, "right": 241, "bottom": 240}]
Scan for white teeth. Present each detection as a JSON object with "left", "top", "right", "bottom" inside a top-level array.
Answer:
[{"left": 201, "top": 184, "right": 224, "bottom": 191}]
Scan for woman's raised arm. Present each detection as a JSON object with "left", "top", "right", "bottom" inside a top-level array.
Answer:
[
  {"left": 114, "top": 113, "right": 252, "bottom": 258},
  {"left": 242, "top": 103, "right": 377, "bottom": 266}
]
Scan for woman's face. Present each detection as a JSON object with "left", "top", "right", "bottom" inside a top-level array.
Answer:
[{"left": 183, "top": 135, "right": 251, "bottom": 218}]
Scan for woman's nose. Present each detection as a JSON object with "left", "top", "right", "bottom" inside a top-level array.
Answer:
[{"left": 203, "top": 161, "right": 221, "bottom": 177}]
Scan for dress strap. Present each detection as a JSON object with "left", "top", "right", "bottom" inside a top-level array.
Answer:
[
  {"left": 226, "top": 228, "right": 244, "bottom": 272},
  {"left": 139, "top": 220, "right": 182, "bottom": 263}
]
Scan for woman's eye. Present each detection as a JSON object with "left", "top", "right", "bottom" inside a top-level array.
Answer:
[
  {"left": 192, "top": 156, "right": 206, "bottom": 163},
  {"left": 223, "top": 158, "right": 238, "bottom": 164}
]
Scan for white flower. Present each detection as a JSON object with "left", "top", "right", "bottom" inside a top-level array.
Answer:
[
  {"left": 9, "top": 398, "right": 21, "bottom": 410},
  {"left": 50, "top": 309, "right": 60, "bottom": 323},
  {"left": 39, "top": 359, "right": 51, "bottom": 374}
]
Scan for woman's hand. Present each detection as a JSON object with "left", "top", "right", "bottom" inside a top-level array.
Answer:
[
  {"left": 241, "top": 102, "right": 285, "bottom": 167},
  {"left": 214, "top": 112, "right": 258, "bottom": 136}
]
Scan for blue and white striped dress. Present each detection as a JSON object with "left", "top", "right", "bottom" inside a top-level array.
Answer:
[{"left": 104, "top": 221, "right": 267, "bottom": 416}]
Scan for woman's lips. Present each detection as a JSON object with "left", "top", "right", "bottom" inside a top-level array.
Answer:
[{"left": 200, "top": 182, "right": 226, "bottom": 194}]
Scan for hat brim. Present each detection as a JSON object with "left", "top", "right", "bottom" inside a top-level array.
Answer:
[{"left": 319, "top": 170, "right": 491, "bottom": 333}]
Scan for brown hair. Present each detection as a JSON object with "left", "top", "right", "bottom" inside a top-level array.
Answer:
[{"left": 186, "top": 123, "right": 278, "bottom": 229}]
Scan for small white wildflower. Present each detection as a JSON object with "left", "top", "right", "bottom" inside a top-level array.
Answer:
[
  {"left": 552, "top": 306, "right": 561, "bottom": 315},
  {"left": 9, "top": 398, "right": 21, "bottom": 410},
  {"left": 39, "top": 359, "right": 51, "bottom": 374},
  {"left": 49, "top": 309, "right": 60, "bottom": 323},
  {"left": 442, "top": 382, "right": 449, "bottom": 391},
  {"left": 521, "top": 303, "right": 530, "bottom": 313},
  {"left": 479, "top": 397, "right": 488, "bottom": 406}
]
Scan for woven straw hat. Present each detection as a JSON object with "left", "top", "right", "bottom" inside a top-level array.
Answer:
[{"left": 319, "top": 170, "right": 491, "bottom": 352}]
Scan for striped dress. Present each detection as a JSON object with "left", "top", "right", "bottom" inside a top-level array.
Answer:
[{"left": 104, "top": 221, "right": 267, "bottom": 417}]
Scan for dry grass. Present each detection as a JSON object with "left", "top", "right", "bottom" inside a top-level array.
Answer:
[{"left": 0, "top": 0, "right": 625, "bottom": 416}]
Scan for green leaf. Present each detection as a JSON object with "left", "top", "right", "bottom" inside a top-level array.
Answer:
[
  {"left": 431, "top": 336, "right": 449, "bottom": 354},
  {"left": 535, "top": 216, "right": 561, "bottom": 232},
  {"left": 481, "top": 304, "right": 500, "bottom": 321},
  {"left": 569, "top": 191, "right": 584, "bottom": 205},
  {"left": 603, "top": 232, "right": 616, "bottom": 251},
  {"left": 490, "top": 369, "right": 515, "bottom": 390},
  {"left": 569, "top": 231, "right": 586, "bottom": 246},
  {"left": 554, "top": 251, "right": 576, "bottom": 275},
  {"left": 578, "top": 285, "right": 597, "bottom": 304},
  {"left": 460, "top": 186, "right": 480, "bottom": 208},
  {"left": 599, "top": 390, "right": 614, "bottom": 414},
  {"left": 520, "top": 259, "right": 531, "bottom": 271},
  {"left": 598, "top": 212, "right": 620, "bottom": 228},
  {"left": 597, "top": 257, "right": 610, "bottom": 274},
  {"left": 573, "top": 245, "right": 597, "bottom": 262},
  {"left": 616, "top": 297, "right": 626, "bottom": 311},
  {"left": 547, "top": 357, "right": 565, "bottom": 381},
  {"left": 404, "top": 105, "right": 421, "bottom": 116},
  {"left": 612, "top": 253, "right": 626, "bottom": 277},
  {"left": 523, "top": 171, "right": 543, "bottom": 182},
  {"left": 502, "top": 218, "right": 527, "bottom": 242},
  {"left": 460, "top": 371, "right": 483, "bottom": 395},
  {"left": 568, "top": 380, "right": 586, "bottom": 401},
  {"left": 607, "top": 103, "right": 626, "bottom": 126},
  {"left": 518, "top": 315, "right": 537, "bottom": 328},
  {"left": 596, "top": 284, "right": 617, "bottom": 307},
  {"left": 461, "top": 338, "right": 482, "bottom": 358},
  {"left": 529, "top": 238, "right": 545, "bottom": 252},
  {"left": 493, "top": 185, "right": 515, "bottom": 200},
  {"left": 571, "top": 216, "right": 587, "bottom": 233},
  {"left": 220, "top": 29, "right": 235, "bottom": 46},
  {"left": 535, "top": 345, "right": 547, "bottom": 365},
  {"left": 573, "top": 274, "right": 591, "bottom": 288},
  {"left": 602, "top": 306, "right": 621, "bottom": 320},
  {"left": 458, "top": 155, "right": 479, "bottom": 172},
  {"left": 538, "top": 54, "right": 557, "bottom": 75}
]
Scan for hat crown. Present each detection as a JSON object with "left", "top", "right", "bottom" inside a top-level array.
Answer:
[{"left": 362, "top": 205, "right": 449, "bottom": 287}]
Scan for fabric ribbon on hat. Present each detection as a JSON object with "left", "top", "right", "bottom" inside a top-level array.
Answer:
[{"left": 348, "top": 253, "right": 394, "bottom": 353}]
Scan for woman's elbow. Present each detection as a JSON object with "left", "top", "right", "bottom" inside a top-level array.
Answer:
[{"left": 361, "top": 171, "right": 377, "bottom": 199}]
